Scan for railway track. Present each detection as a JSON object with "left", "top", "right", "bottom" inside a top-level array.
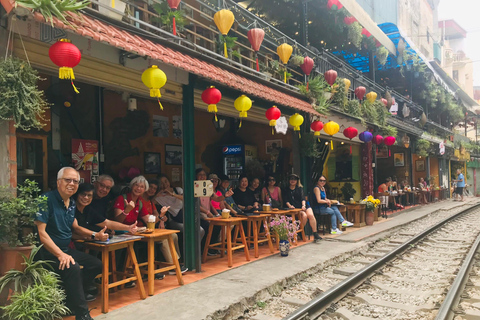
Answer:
[{"left": 234, "top": 203, "right": 480, "bottom": 320}]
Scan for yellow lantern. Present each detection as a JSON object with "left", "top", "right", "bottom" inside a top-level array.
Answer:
[
  {"left": 234, "top": 95, "right": 252, "bottom": 128},
  {"left": 141, "top": 65, "right": 167, "bottom": 110},
  {"left": 277, "top": 43, "right": 293, "bottom": 83},
  {"left": 366, "top": 91, "right": 377, "bottom": 103},
  {"left": 214, "top": 9, "right": 235, "bottom": 58},
  {"left": 323, "top": 120, "right": 339, "bottom": 150},
  {"left": 289, "top": 113, "right": 304, "bottom": 137},
  {"left": 343, "top": 78, "right": 351, "bottom": 93}
]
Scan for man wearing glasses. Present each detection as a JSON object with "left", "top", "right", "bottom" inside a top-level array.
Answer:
[
  {"left": 35, "top": 167, "right": 109, "bottom": 320},
  {"left": 91, "top": 174, "right": 115, "bottom": 219}
]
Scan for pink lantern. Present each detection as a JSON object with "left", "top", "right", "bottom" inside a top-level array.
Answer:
[
  {"left": 355, "top": 86, "right": 366, "bottom": 100},
  {"left": 324, "top": 69, "right": 337, "bottom": 86},
  {"left": 344, "top": 16, "right": 356, "bottom": 25},
  {"left": 327, "top": 0, "right": 343, "bottom": 10},
  {"left": 361, "top": 28, "right": 372, "bottom": 38},
  {"left": 373, "top": 134, "right": 383, "bottom": 154},
  {"left": 300, "top": 57, "right": 314, "bottom": 91},
  {"left": 384, "top": 136, "right": 396, "bottom": 156},
  {"left": 247, "top": 28, "right": 265, "bottom": 72}
]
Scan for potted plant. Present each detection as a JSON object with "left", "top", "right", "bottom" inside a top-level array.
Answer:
[
  {"left": 15, "top": 0, "right": 89, "bottom": 26},
  {"left": 0, "top": 180, "right": 47, "bottom": 276},
  {"left": 152, "top": 2, "right": 186, "bottom": 34},
  {"left": 360, "top": 195, "right": 380, "bottom": 225},
  {"left": 269, "top": 215, "right": 299, "bottom": 256},
  {"left": 340, "top": 182, "right": 356, "bottom": 202},
  {"left": 0, "top": 246, "right": 70, "bottom": 319}
]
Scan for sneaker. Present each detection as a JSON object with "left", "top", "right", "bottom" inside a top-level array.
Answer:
[
  {"left": 341, "top": 221, "right": 354, "bottom": 227},
  {"left": 331, "top": 228, "right": 343, "bottom": 235},
  {"left": 84, "top": 293, "right": 96, "bottom": 302},
  {"left": 207, "top": 250, "right": 218, "bottom": 256},
  {"left": 168, "top": 265, "right": 189, "bottom": 275},
  {"left": 155, "top": 273, "right": 165, "bottom": 280},
  {"left": 76, "top": 312, "right": 94, "bottom": 320}
]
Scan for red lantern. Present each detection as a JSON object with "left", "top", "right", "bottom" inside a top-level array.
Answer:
[
  {"left": 361, "top": 28, "right": 372, "bottom": 38},
  {"left": 384, "top": 136, "right": 396, "bottom": 156},
  {"left": 265, "top": 106, "right": 281, "bottom": 134},
  {"left": 300, "top": 57, "right": 314, "bottom": 91},
  {"left": 49, "top": 39, "right": 81, "bottom": 94},
  {"left": 355, "top": 86, "right": 366, "bottom": 100},
  {"left": 310, "top": 120, "right": 324, "bottom": 139},
  {"left": 343, "top": 126, "right": 358, "bottom": 154},
  {"left": 201, "top": 86, "right": 222, "bottom": 121},
  {"left": 167, "top": 0, "right": 182, "bottom": 35},
  {"left": 373, "top": 135, "right": 384, "bottom": 145},
  {"left": 344, "top": 16, "right": 356, "bottom": 25},
  {"left": 375, "top": 40, "right": 382, "bottom": 47},
  {"left": 324, "top": 69, "right": 337, "bottom": 86},
  {"left": 327, "top": 0, "right": 343, "bottom": 10},
  {"left": 248, "top": 28, "right": 265, "bottom": 72},
  {"left": 381, "top": 98, "right": 388, "bottom": 107}
]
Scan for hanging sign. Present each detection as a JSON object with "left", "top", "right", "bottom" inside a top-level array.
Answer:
[{"left": 439, "top": 142, "right": 445, "bottom": 155}]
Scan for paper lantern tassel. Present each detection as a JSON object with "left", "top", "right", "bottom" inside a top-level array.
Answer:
[
  {"left": 255, "top": 53, "right": 259, "bottom": 72},
  {"left": 331, "top": 140, "right": 333, "bottom": 150},
  {"left": 157, "top": 98, "right": 163, "bottom": 110},
  {"left": 111, "top": 0, "right": 115, "bottom": 8},
  {"left": 389, "top": 149, "right": 391, "bottom": 157},
  {"left": 224, "top": 42, "right": 228, "bottom": 58},
  {"left": 284, "top": 71, "right": 287, "bottom": 83},
  {"left": 350, "top": 145, "right": 352, "bottom": 154},
  {"left": 150, "top": 88, "right": 161, "bottom": 97},
  {"left": 306, "top": 79, "right": 309, "bottom": 92},
  {"left": 269, "top": 119, "right": 277, "bottom": 127},
  {"left": 59, "top": 67, "right": 80, "bottom": 94},
  {"left": 173, "top": 16, "right": 177, "bottom": 36}
]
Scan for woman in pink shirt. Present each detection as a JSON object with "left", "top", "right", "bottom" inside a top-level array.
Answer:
[{"left": 261, "top": 175, "right": 283, "bottom": 208}]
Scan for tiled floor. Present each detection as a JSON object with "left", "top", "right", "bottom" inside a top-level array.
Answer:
[{"left": 64, "top": 237, "right": 314, "bottom": 319}]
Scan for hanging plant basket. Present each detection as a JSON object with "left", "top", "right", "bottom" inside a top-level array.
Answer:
[{"left": 0, "top": 57, "right": 49, "bottom": 130}]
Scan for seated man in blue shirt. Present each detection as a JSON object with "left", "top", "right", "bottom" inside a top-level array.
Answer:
[{"left": 35, "top": 167, "right": 109, "bottom": 320}]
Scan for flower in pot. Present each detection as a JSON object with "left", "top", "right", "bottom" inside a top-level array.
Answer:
[
  {"left": 360, "top": 195, "right": 380, "bottom": 225},
  {"left": 0, "top": 180, "right": 47, "bottom": 275},
  {"left": 269, "top": 215, "right": 299, "bottom": 256}
]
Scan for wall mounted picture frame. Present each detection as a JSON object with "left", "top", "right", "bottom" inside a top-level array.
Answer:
[
  {"left": 165, "top": 144, "right": 183, "bottom": 165},
  {"left": 394, "top": 153, "right": 405, "bottom": 167},
  {"left": 415, "top": 160, "right": 425, "bottom": 172},
  {"left": 376, "top": 146, "right": 388, "bottom": 158},
  {"left": 144, "top": 152, "right": 161, "bottom": 174},
  {"left": 266, "top": 139, "right": 282, "bottom": 154}
]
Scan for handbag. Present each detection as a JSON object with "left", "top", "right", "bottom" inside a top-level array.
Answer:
[{"left": 266, "top": 188, "right": 282, "bottom": 208}]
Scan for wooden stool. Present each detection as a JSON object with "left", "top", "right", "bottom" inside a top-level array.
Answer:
[
  {"left": 237, "top": 214, "right": 274, "bottom": 258},
  {"left": 202, "top": 217, "right": 250, "bottom": 267}
]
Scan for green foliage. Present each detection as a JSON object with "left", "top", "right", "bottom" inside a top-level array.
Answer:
[
  {"left": 380, "top": 125, "right": 397, "bottom": 137},
  {"left": 343, "top": 100, "right": 361, "bottom": 118},
  {"left": 340, "top": 182, "right": 356, "bottom": 201},
  {"left": 347, "top": 22, "right": 362, "bottom": 49},
  {"left": 16, "top": 0, "right": 89, "bottom": 27},
  {"left": 1, "top": 282, "right": 69, "bottom": 320},
  {"left": 376, "top": 47, "right": 389, "bottom": 66},
  {"left": 332, "top": 78, "right": 347, "bottom": 107},
  {"left": 290, "top": 55, "right": 305, "bottom": 67},
  {"left": 416, "top": 139, "right": 431, "bottom": 158},
  {"left": 299, "top": 133, "right": 322, "bottom": 158},
  {"left": 152, "top": 2, "right": 186, "bottom": 32},
  {"left": 0, "top": 57, "right": 49, "bottom": 131},
  {"left": 0, "top": 245, "right": 53, "bottom": 294},
  {"left": 296, "top": 75, "right": 330, "bottom": 115},
  {"left": 0, "top": 180, "right": 47, "bottom": 247},
  {"left": 341, "top": 99, "right": 389, "bottom": 126},
  {"left": 256, "top": 301, "right": 267, "bottom": 309}
]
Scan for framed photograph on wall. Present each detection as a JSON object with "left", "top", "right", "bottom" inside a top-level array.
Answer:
[
  {"left": 266, "top": 139, "right": 282, "bottom": 154},
  {"left": 394, "top": 153, "right": 405, "bottom": 167},
  {"left": 165, "top": 144, "right": 183, "bottom": 165},
  {"left": 376, "top": 146, "right": 388, "bottom": 158},
  {"left": 415, "top": 160, "right": 425, "bottom": 172},
  {"left": 144, "top": 152, "right": 161, "bottom": 174}
]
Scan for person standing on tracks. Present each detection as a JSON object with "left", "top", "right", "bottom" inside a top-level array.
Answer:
[{"left": 453, "top": 168, "right": 465, "bottom": 201}]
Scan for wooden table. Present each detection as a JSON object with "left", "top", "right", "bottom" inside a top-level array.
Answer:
[
  {"left": 202, "top": 217, "right": 250, "bottom": 267},
  {"left": 258, "top": 209, "right": 306, "bottom": 245},
  {"left": 238, "top": 214, "right": 274, "bottom": 258},
  {"left": 82, "top": 236, "right": 146, "bottom": 313},
  {"left": 138, "top": 229, "right": 184, "bottom": 296},
  {"left": 345, "top": 203, "right": 366, "bottom": 227}
]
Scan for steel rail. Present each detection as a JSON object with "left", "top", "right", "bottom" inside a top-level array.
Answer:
[
  {"left": 435, "top": 225, "right": 480, "bottom": 320},
  {"left": 282, "top": 204, "right": 480, "bottom": 320}
]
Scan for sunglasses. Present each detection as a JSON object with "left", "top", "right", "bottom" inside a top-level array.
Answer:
[{"left": 319, "top": 179, "right": 326, "bottom": 182}]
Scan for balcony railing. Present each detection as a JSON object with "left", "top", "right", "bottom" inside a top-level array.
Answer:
[{"left": 86, "top": 0, "right": 453, "bottom": 133}]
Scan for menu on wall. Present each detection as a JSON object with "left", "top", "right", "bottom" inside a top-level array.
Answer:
[{"left": 72, "top": 139, "right": 99, "bottom": 184}]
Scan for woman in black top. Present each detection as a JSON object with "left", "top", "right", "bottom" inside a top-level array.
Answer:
[
  {"left": 233, "top": 175, "right": 259, "bottom": 212},
  {"left": 248, "top": 177, "right": 262, "bottom": 204},
  {"left": 283, "top": 174, "right": 322, "bottom": 241}
]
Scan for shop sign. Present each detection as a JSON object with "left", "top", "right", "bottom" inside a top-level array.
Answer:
[
  {"left": 439, "top": 142, "right": 445, "bottom": 155},
  {"left": 222, "top": 145, "right": 243, "bottom": 155},
  {"left": 194, "top": 180, "right": 213, "bottom": 197}
]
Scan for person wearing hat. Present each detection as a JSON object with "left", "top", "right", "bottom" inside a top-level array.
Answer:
[
  {"left": 283, "top": 174, "right": 322, "bottom": 242},
  {"left": 209, "top": 174, "right": 224, "bottom": 215}
]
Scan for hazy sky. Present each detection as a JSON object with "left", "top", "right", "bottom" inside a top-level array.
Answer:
[{"left": 438, "top": 0, "right": 480, "bottom": 86}]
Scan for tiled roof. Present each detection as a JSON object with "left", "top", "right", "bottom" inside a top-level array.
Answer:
[{"left": 29, "top": 10, "right": 320, "bottom": 115}]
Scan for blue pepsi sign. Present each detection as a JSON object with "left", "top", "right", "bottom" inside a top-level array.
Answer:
[{"left": 222, "top": 145, "right": 243, "bottom": 155}]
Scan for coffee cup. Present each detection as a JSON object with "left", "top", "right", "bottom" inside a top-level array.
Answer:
[
  {"left": 262, "top": 204, "right": 271, "bottom": 212},
  {"left": 221, "top": 209, "right": 230, "bottom": 219},
  {"left": 147, "top": 222, "right": 155, "bottom": 230}
]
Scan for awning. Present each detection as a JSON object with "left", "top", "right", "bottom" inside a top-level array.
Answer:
[{"left": 1, "top": 0, "right": 320, "bottom": 116}]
